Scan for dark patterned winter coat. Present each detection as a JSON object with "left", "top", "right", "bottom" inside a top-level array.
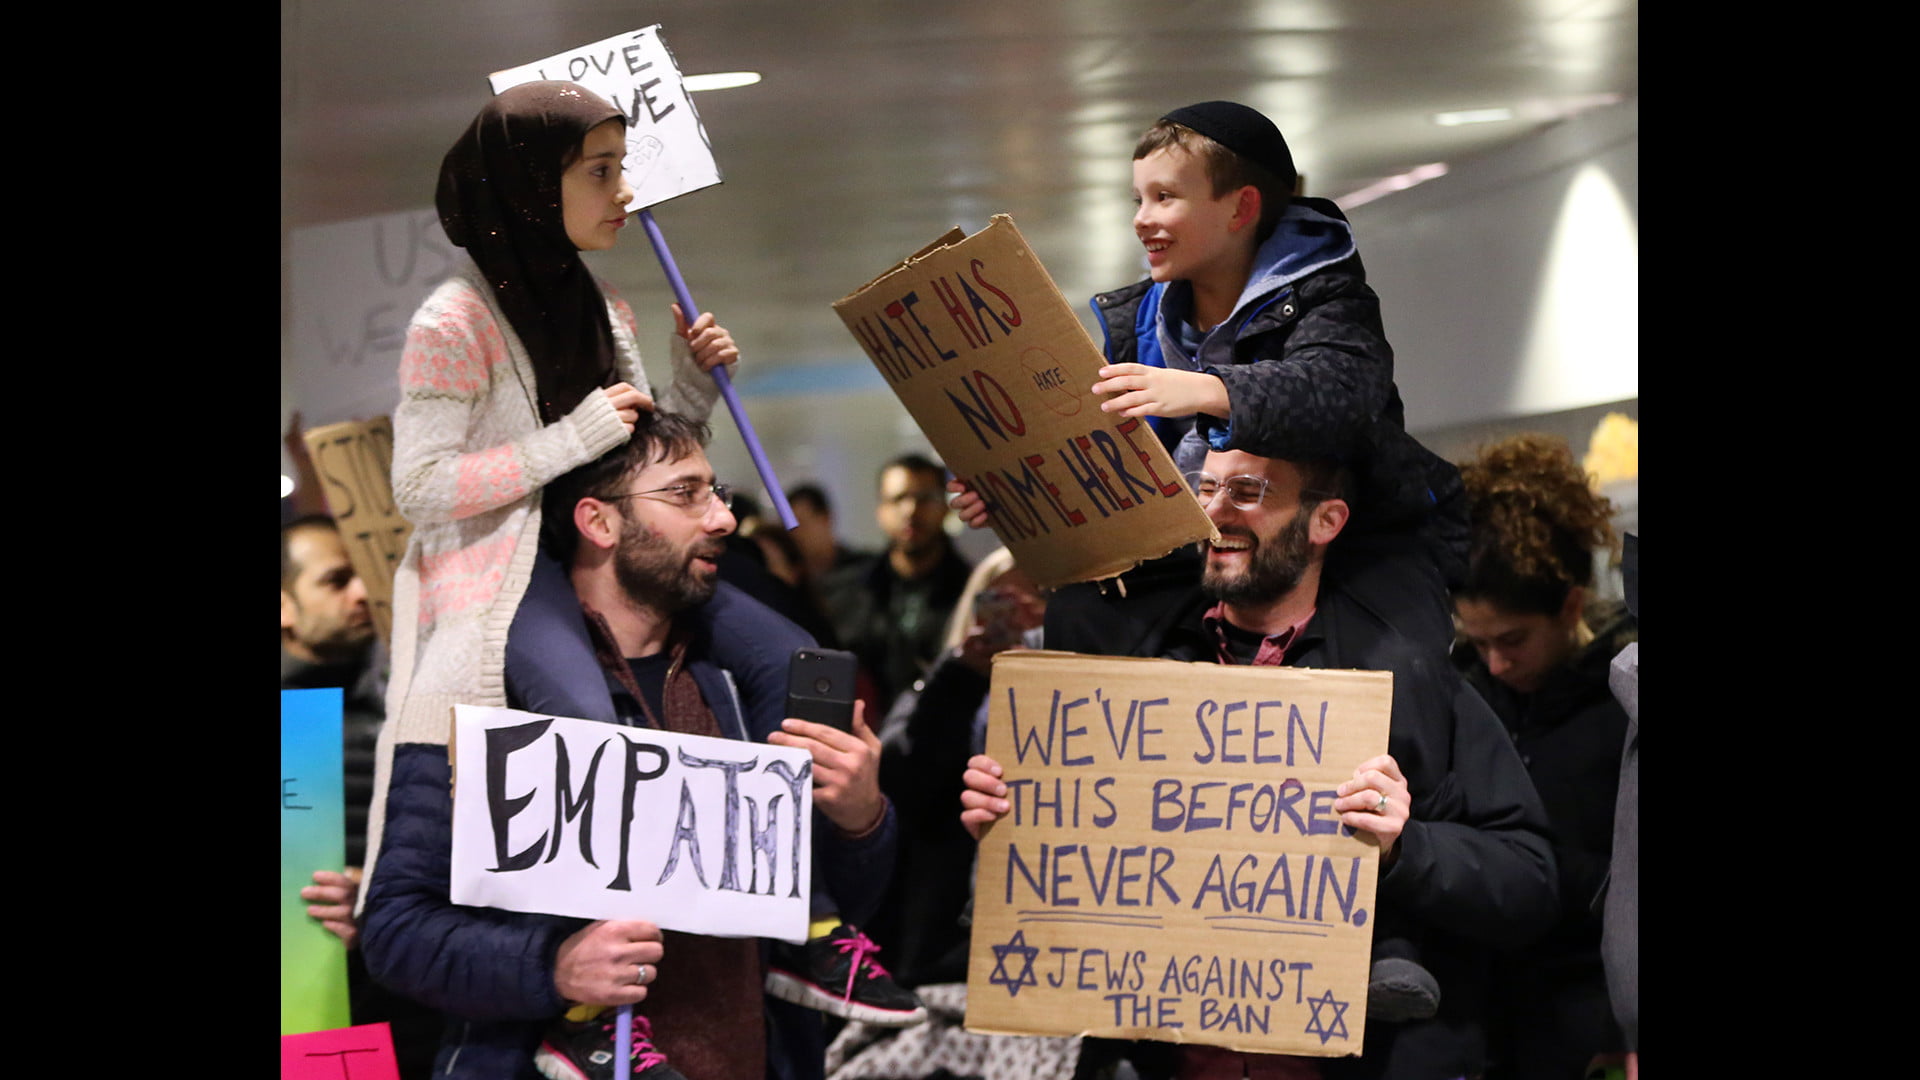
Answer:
[{"left": 1090, "top": 196, "right": 1468, "bottom": 586}]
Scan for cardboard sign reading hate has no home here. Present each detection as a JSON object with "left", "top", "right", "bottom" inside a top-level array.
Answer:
[{"left": 832, "top": 216, "right": 1217, "bottom": 589}]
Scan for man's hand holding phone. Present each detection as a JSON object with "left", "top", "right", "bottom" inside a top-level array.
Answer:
[
  {"left": 770, "top": 700, "right": 886, "bottom": 837},
  {"left": 771, "top": 647, "right": 887, "bottom": 837}
]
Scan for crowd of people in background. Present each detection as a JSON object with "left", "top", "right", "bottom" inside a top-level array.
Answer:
[
  {"left": 283, "top": 88, "right": 1638, "bottom": 1080},
  {"left": 286, "top": 424, "right": 1636, "bottom": 1080}
]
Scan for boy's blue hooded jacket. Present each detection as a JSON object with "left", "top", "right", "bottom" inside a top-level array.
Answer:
[{"left": 1091, "top": 196, "right": 1468, "bottom": 586}]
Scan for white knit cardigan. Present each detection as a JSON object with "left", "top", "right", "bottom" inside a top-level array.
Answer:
[{"left": 360, "top": 257, "right": 718, "bottom": 897}]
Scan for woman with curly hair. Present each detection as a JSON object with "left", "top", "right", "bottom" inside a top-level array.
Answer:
[{"left": 1452, "top": 432, "right": 1635, "bottom": 1080}]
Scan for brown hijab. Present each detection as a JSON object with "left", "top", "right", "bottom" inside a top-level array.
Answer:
[{"left": 436, "top": 81, "right": 627, "bottom": 424}]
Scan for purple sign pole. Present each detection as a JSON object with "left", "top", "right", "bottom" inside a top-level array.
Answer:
[
  {"left": 617, "top": 1005, "right": 633, "bottom": 1078},
  {"left": 637, "top": 209, "right": 797, "bottom": 530}
]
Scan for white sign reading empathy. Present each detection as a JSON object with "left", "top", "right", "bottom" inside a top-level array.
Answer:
[
  {"left": 489, "top": 25, "right": 721, "bottom": 213},
  {"left": 450, "top": 705, "right": 813, "bottom": 943}
]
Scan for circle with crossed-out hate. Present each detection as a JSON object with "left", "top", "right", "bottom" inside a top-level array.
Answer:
[{"left": 1020, "top": 347, "right": 1084, "bottom": 418}]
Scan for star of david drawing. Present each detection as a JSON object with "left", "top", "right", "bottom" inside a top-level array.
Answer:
[
  {"left": 986, "top": 929, "right": 1040, "bottom": 997},
  {"left": 1303, "top": 988, "right": 1350, "bottom": 1045}
]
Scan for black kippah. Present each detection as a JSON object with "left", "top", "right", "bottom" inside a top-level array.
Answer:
[{"left": 1160, "top": 101, "right": 1297, "bottom": 191}]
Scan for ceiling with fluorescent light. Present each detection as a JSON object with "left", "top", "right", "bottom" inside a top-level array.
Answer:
[{"left": 282, "top": 0, "right": 1637, "bottom": 396}]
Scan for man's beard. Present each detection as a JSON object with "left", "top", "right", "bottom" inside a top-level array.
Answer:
[
  {"left": 1201, "top": 510, "right": 1312, "bottom": 606},
  {"left": 890, "top": 516, "right": 943, "bottom": 560},
  {"left": 292, "top": 608, "right": 375, "bottom": 664},
  {"left": 614, "top": 520, "right": 723, "bottom": 615}
]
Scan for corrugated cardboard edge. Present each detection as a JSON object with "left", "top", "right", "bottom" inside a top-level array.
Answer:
[
  {"left": 834, "top": 225, "right": 970, "bottom": 304},
  {"left": 1062, "top": 538, "right": 1208, "bottom": 589},
  {"left": 959, "top": 1018, "right": 1361, "bottom": 1060}
]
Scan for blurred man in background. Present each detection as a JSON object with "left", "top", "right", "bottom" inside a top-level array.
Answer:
[{"left": 820, "top": 454, "right": 972, "bottom": 716}]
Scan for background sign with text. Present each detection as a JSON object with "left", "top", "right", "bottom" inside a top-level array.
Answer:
[
  {"left": 303, "top": 417, "right": 411, "bottom": 644},
  {"left": 966, "top": 652, "right": 1392, "bottom": 1058},
  {"left": 282, "top": 689, "right": 351, "bottom": 1036}
]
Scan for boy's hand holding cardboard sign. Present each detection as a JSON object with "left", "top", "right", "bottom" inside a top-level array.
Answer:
[{"left": 832, "top": 216, "right": 1217, "bottom": 590}]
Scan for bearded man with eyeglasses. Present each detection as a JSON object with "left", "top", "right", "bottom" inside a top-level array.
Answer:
[{"left": 966, "top": 448, "right": 1560, "bottom": 1080}]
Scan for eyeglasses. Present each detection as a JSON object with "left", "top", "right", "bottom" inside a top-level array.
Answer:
[
  {"left": 606, "top": 480, "right": 733, "bottom": 514},
  {"left": 1185, "top": 471, "right": 1333, "bottom": 511},
  {"left": 1185, "top": 471, "right": 1272, "bottom": 510}
]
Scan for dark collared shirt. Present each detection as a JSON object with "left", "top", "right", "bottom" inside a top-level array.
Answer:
[{"left": 1202, "top": 601, "right": 1316, "bottom": 667}]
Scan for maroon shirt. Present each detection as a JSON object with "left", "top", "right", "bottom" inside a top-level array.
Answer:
[
  {"left": 1186, "top": 603, "right": 1324, "bottom": 1080},
  {"left": 1203, "top": 602, "right": 1316, "bottom": 667}
]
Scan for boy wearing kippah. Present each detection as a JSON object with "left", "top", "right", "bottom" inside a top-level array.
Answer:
[{"left": 958, "top": 100, "right": 1468, "bottom": 655}]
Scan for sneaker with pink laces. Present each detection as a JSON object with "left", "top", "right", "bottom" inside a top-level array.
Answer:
[
  {"left": 534, "top": 1011, "right": 687, "bottom": 1080},
  {"left": 765, "top": 923, "right": 928, "bottom": 1027}
]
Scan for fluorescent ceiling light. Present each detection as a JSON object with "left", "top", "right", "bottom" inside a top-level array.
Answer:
[
  {"left": 282, "top": 474, "right": 296, "bottom": 498},
  {"left": 1435, "top": 93, "right": 1627, "bottom": 128},
  {"left": 1433, "top": 107, "right": 1514, "bottom": 126},
  {"left": 683, "top": 72, "right": 762, "bottom": 92},
  {"left": 1535, "top": 92, "right": 1624, "bottom": 119},
  {"left": 1335, "top": 163, "right": 1450, "bottom": 210}
]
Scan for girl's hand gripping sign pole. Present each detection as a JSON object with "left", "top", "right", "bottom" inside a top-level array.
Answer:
[
  {"left": 486, "top": 29, "right": 793, "bottom": 1073},
  {"left": 490, "top": 24, "right": 798, "bottom": 530}
]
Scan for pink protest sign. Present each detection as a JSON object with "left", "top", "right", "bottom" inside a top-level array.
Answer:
[{"left": 280, "top": 1023, "right": 399, "bottom": 1080}]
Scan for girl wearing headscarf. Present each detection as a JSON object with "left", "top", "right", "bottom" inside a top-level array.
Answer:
[
  {"left": 361, "top": 81, "right": 734, "bottom": 1079},
  {"left": 362, "top": 82, "right": 915, "bottom": 1080},
  {"left": 383, "top": 79, "right": 738, "bottom": 733}
]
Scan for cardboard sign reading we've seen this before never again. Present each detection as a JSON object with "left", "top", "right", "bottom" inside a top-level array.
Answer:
[
  {"left": 832, "top": 215, "right": 1217, "bottom": 590},
  {"left": 965, "top": 652, "right": 1393, "bottom": 1058}
]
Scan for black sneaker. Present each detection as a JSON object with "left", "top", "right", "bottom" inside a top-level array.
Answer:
[
  {"left": 534, "top": 1011, "right": 688, "bottom": 1080},
  {"left": 1366, "top": 957, "right": 1441, "bottom": 1022},
  {"left": 765, "top": 923, "right": 928, "bottom": 1027}
]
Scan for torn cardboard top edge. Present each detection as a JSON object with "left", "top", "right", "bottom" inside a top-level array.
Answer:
[
  {"left": 835, "top": 225, "right": 965, "bottom": 300},
  {"left": 834, "top": 216, "right": 1014, "bottom": 304}
]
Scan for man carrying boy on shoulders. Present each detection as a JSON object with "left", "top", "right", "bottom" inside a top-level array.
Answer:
[
  {"left": 956, "top": 101, "right": 1467, "bottom": 656},
  {"left": 962, "top": 448, "right": 1558, "bottom": 1080}
]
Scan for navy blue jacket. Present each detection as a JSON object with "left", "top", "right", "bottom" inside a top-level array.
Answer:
[{"left": 360, "top": 579, "right": 897, "bottom": 1079}]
